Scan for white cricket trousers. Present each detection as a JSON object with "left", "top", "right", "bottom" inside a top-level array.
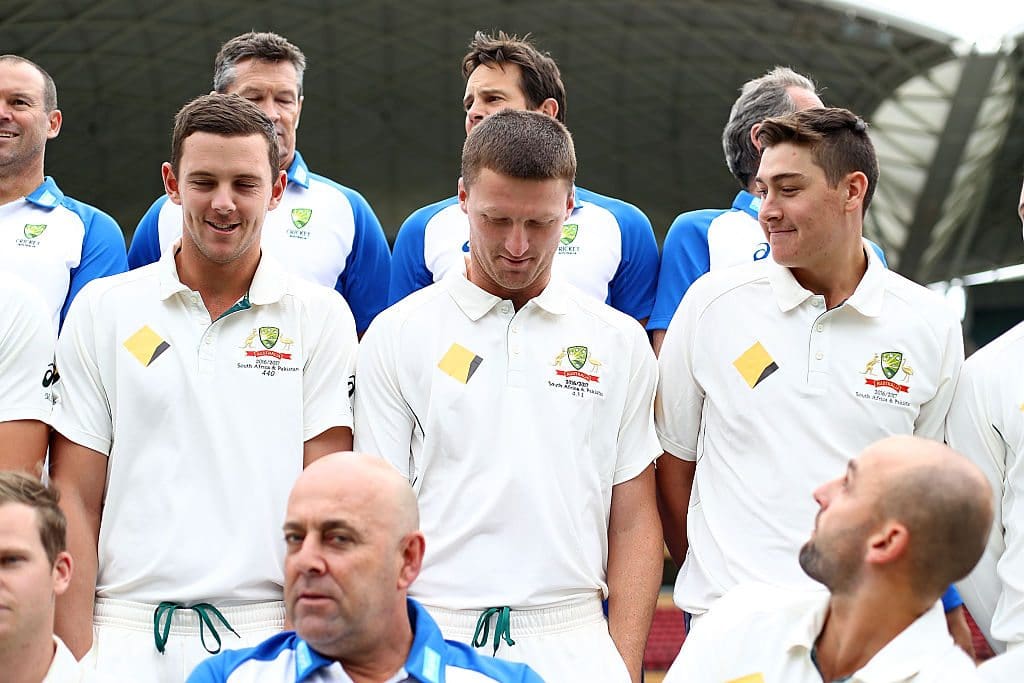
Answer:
[
  {"left": 81, "top": 598, "right": 285, "bottom": 682},
  {"left": 424, "top": 594, "right": 630, "bottom": 682}
]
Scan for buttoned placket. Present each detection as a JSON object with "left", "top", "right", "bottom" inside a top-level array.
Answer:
[
  {"left": 500, "top": 301, "right": 527, "bottom": 388},
  {"left": 806, "top": 295, "right": 833, "bottom": 391}
]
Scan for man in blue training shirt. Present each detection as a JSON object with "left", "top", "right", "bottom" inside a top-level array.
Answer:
[
  {"left": 128, "top": 32, "right": 390, "bottom": 334},
  {"left": 0, "top": 54, "right": 126, "bottom": 331},
  {"left": 189, "top": 452, "right": 542, "bottom": 683},
  {"left": 390, "top": 31, "right": 659, "bottom": 325}
]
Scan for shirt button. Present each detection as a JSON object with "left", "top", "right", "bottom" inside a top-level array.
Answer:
[
  {"left": 812, "top": 299, "right": 823, "bottom": 308},
  {"left": 511, "top": 345, "right": 520, "bottom": 355},
  {"left": 204, "top": 337, "right": 213, "bottom": 345},
  {"left": 510, "top": 325, "right": 519, "bottom": 334},
  {"left": 500, "top": 304, "right": 511, "bottom": 315},
  {"left": 815, "top": 352, "right": 824, "bottom": 360},
  {"left": 816, "top": 324, "right": 824, "bottom": 332}
]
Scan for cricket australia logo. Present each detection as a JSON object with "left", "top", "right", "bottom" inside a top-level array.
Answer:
[
  {"left": 241, "top": 327, "right": 294, "bottom": 360},
  {"left": 857, "top": 351, "right": 913, "bottom": 407},
  {"left": 16, "top": 223, "right": 47, "bottom": 248},
  {"left": 288, "top": 208, "right": 313, "bottom": 240},
  {"left": 550, "top": 345, "right": 604, "bottom": 398},
  {"left": 557, "top": 223, "right": 580, "bottom": 255}
]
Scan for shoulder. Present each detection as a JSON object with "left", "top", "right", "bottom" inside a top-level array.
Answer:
[
  {"left": 370, "top": 282, "right": 450, "bottom": 333},
  {"left": 74, "top": 264, "right": 158, "bottom": 305},
  {"left": 667, "top": 207, "right": 731, "bottom": 236},
  {"left": 880, "top": 271, "right": 960, "bottom": 331},
  {"left": 187, "top": 632, "right": 299, "bottom": 681},
  {"left": 58, "top": 194, "right": 121, "bottom": 232},
  {"left": 401, "top": 196, "right": 462, "bottom": 230},
  {"left": 681, "top": 261, "right": 770, "bottom": 314},
  {"left": 575, "top": 186, "right": 651, "bottom": 228},
  {"left": 961, "top": 320, "right": 1024, "bottom": 379},
  {"left": 306, "top": 172, "right": 375, "bottom": 212}
]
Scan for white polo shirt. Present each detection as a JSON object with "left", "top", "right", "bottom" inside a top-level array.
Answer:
[
  {"left": 946, "top": 321, "right": 1024, "bottom": 654},
  {"left": 0, "top": 272, "right": 55, "bottom": 425},
  {"left": 44, "top": 636, "right": 97, "bottom": 682},
  {"left": 355, "top": 272, "right": 660, "bottom": 609},
  {"left": 656, "top": 245, "right": 963, "bottom": 615},
  {"left": 979, "top": 646, "right": 1024, "bottom": 682},
  {"left": 664, "top": 584, "right": 981, "bottom": 683},
  {"left": 52, "top": 245, "right": 357, "bottom": 604}
]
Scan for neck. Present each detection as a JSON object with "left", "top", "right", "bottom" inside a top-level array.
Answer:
[
  {"left": 0, "top": 162, "right": 45, "bottom": 206},
  {"left": 790, "top": 242, "right": 868, "bottom": 310},
  {"left": 174, "top": 244, "right": 259, "bottom": 320},
  {"left": 814, "top": 588, "right": 929, "bottom": 681},
  {"left": 337, "top": 607, "right": 415, "bottom": 683},
  {"left": 0, "top": 630, "right": 56, "bottom": 683}
]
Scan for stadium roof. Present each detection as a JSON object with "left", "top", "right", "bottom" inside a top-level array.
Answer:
[{"left": 2, "top": 0, "right": 1022, "bottom": 284}]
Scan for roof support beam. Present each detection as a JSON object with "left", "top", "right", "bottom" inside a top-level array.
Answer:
[{"left": 899, "top": 52, "right": 1002, "bottom": 280}]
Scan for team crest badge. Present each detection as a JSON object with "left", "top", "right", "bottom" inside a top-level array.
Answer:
[
  {"left": 23, "top": 224, "right": 47, "bottom": 239},
  {"left": 259, "top": 326, "right": 280, "bottom": 349},
  {"left": 567, "top": 345, "right": 588, "bottom": 370},
  {"left": 880, "top": 351, "right": 903, "bottom": 380},
  {"left": 291, "top": 208, "right": 312, "bottom": 230},
  {"left": 560, "top": 223, "right": 579, "bottom": 245}
]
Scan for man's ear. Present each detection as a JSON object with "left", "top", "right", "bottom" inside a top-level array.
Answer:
[
  {"left": 458, "top": 177, "right": 469, "bottom": 214},
  {"left": 843, "top": 171, "right": 869, "bottom": 215},
  {"left": 268, "top": 169, "right": 287, "bottom": 210},
  {"left": 537, "top": 98, "right": 559, "bottom": 120},
  {"left": 396, "top": 532, "right": 425, "bottom": 590},
  {"left": 750, "top": 122, "right": 763, "bottom": 153},
  {"left": 161, "top": 162, "right": 182, "bottom": 205},
  {"left": 46, "top": 109, "right": 62, "bottom": 140},
  {"left": 52, "top": 551, "right": 73, "bottom": 597},
  {"left": 865, "top": 521, "right": 909, "bottom": 566}
]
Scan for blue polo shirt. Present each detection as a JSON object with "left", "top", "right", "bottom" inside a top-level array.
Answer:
[
  {"left": 187, "top": 599, "right": 543, "bottom": 682},
  {"left": 0, "top": 176, "right": 126, "bottom": 330},
  {"left": 389, "top": 186, "right": 659, "bottom": 321},
  {"left": 128, "top": 151, "right": 390, "bottom": 334}
]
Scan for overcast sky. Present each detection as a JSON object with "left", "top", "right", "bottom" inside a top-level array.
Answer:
[{"left": 834, "top": 0, "right": 1024, "bottom": 48}]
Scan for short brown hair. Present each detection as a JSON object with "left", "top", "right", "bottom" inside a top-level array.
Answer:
[
  {"left": 757, "top": 107, "right": 879, "bottom": 215},
  {"left": 170, "top": 93, "right": 279, "bottom": 175},
  {"left": 462, "top": 31, "right": 566, "bottom": 123},
  {"left": 0, "top": 471, "right": 66, "bottom": 566},
  {"left": 0, "top": 54, "right": 58, "bottom": 111},
  {"left": 461, "top": 109, "right": 575, "bottom": 189},
  {"left": 213, "top": 32, "right": 306, "bottom": 96}
]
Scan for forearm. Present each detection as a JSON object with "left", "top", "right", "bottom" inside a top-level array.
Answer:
[
  {"left": 0, "top": 420, "right": 49, "bottom": 476},
  {"left": 655, "top": 455, "right": 696, "bottom": 567},
  {"left": 54, "top": 484, "right": 100, "bottom": 658},
  {"left": 607, "top": 466, "right": 662, "bottom": 682}
]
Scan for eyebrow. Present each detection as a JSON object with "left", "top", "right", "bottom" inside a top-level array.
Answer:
[
  {"left": 753, "top": 172, "right": 807, "bottom": 185},
  {"left": 846, "top": 460, "right": 858, "bottom": 485},
  {"left": 185, "top": 171, "right": 264, "bottom": 182},
  {"left": 283, "top": 519, "right": 360, "bottom": 534}
]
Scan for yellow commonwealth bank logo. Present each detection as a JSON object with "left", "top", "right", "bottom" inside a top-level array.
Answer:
[
  {"left": 123, "top": 325, "right": 170, "bottom": 367},
  {"left": 438, "top": 343, "right": 483, "bottom": 384},
  {"left": 733, "top": 341, "right": 778, "bottom": 389}
]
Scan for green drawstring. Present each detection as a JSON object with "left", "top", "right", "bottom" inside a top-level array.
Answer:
[
  {"left": 471, "top": 606, "right": 516, "bottom": 656},
  {"left": 153, "top": 601, "right": 240, "bottom": 655}
]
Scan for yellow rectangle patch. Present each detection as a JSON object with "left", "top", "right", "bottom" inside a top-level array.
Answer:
[
  {"left": 727, "top": 674, "right": 766, "bottom": 683},
  {"left": 733, "top": 341, "right": 779, "bottom": 389},
  {"left": 123, "top": 325, "right": 170, "bottom": 367},
  {"left": 438, "top": 343, "right": 483, "bottom": 384}
]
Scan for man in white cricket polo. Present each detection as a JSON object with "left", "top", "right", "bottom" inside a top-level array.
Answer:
[
  {"left": 664, "top": 436, "right": 990, "bottom": 683},
  {"left": 946, "top": 176, "right": 1024, "bottom": 655},
  {"left": 356, "top": 109, "right": 662, "bottom": 683},
  {"left": 129, "top": 32, "right": 390, "bottom": 335},
  {"left": 50, "top": 93, "right": 357, "bottom": 681},
  {"left": 656, "top": 108, "right": 965, "bottom": 633}
]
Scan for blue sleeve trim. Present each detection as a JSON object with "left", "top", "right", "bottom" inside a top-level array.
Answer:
[
  {"left": 61, "top": 198, "right": 127, "bottom": 327},
  {"left": 389, "top": 197, "right": 457, "bottom": 306},
  {"left": 941, "top": 584, "right": 963, "bottom": 612},
  {"left": 128, "top": 195, "right": 170, "bottom": 270},
  {"left": 646, "top": 208, "right": 723, "bottom": 332},
  {"left": 311, "top": 176, "right": 391, "bottom": 334},
  {"left": 576, "top": 188, "right": 658, "bottom": 321}
]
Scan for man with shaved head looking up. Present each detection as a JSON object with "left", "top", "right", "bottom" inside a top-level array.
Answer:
[
  {"left": 188, "top": 452, "right": 542, "bottom": 683},
  {"left": 664, "top": 436, "right": 992, "bottom": 683}
]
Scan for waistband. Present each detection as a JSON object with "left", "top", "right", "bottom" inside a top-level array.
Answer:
[
  {"left": 422, "top": 594, "right": 605, "bottom": 638},
  {"left": 94, "top": 597, "right": 285, "bottom": 634}
]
